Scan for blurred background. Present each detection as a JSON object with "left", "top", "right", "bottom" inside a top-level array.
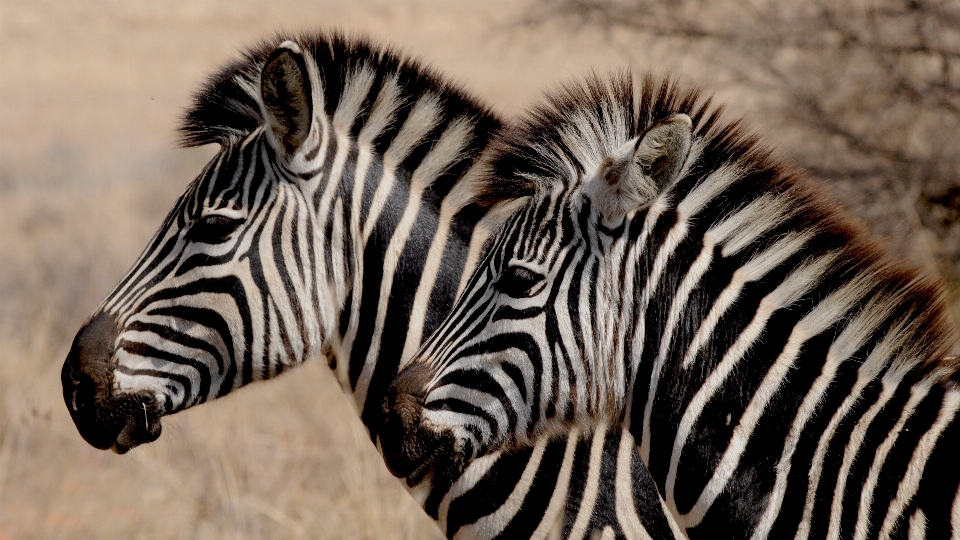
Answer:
[{"left": 1, "top": 0, "right": 957, "bottom": 538}]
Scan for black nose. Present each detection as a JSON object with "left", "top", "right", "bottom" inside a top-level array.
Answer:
[
  {"left": 62, "top": 311, "right": 161, "bottom": 451},
  {"left": 62, "top": 311, "right": 122, "bottom": 449},
  {"left": 379, "top": 362, "right": 438, "bottom": 480}
]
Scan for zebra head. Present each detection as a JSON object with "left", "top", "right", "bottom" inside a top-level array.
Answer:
[
  {"left": 380, "top": 75, "right": 696, "bottom": 479},
  {"left": 61, "top": 40, "right": 338, "bottom": 453}
]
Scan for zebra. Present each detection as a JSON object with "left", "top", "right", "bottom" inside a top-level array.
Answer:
[
  {"left": 381, "top": 72, "right": 960, "bottom": 539},
  {"left": 59, "top": 33, "right": 683, "bottom": 539}
]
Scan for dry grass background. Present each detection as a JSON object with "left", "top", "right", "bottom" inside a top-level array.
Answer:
[{"left": 1, "top": 1, "right": 957, "bottom": 539}]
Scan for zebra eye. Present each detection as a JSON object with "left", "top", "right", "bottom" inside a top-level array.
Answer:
[
  {"left": 187, "top": 215, "right": 242, "bottom": 244},
  {"left": 494, "top": 265, "right": 546, "bottom": 298}
]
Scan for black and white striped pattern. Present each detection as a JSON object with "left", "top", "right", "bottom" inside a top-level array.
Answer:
[
  {"left": 443, "top": 426, "right": 685, "bottom": 540},
  {"left": 63, "top": 34, "right": 685, "bottom": 539},
  {"left": 396, "top": 73, "right": 960, "bottom": 539},
  {"left": 91, "top": 35, "right": 499, "bottom": 423}
]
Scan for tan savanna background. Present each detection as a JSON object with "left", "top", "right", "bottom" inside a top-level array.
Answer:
[{"left": 1, "top": 0, "right": 958, "bottom": 538}]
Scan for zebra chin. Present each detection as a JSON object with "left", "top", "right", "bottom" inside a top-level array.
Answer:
[
  {"left": 61, "top": 311, "right": 163, "bottom": 454},
  {"left": 379, "top": 363, "right": 468, "bottom": 489}
]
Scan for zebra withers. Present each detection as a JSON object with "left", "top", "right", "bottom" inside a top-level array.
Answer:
[{"left": 382, "top": 73, "right": 960, "bottom": 538}]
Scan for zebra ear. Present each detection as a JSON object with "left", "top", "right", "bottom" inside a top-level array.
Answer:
[
  {"left": 585, "top": 114, "right": 692, "bottom": 224},
  {"left": 260, "top": 41, "right": 316, "bottom": 158}
]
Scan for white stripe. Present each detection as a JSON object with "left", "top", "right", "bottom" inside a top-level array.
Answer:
[
  {"left": 383, "top": 93, "right": 442, "bottom": 164},
  {"left": 276, "top": 188, "right": 307, "bottom": 359},
  {"left": 638, "top": 213, "right": 690, "bottom": 462},
  {"left": 358, "top": 74, "right": 401, "bottom": 145},
  {"left": 363, "top": 94, "right": 442, "bottom": 242},
  {"left": 398, "top": 120, "right": 481, "bottom": 364},
  {"left": 336, "top": 129, "right": 376, "bottom": 368},
  {"left": 332, "top": 66, "right": 375, "bottom": 133},
  {"left": 908, "top": 508, "right": 926, "bottom": 540},
  {"left": 399, "top": 201, "right": 454, "bottom": 366},
  {"left": 676, "top": 163, "right": 743, "bottom": 219},
  {"left": 712, "top": 193, "right": 797, "bottom": 258},
  {"left": 438, "top": 450, "right": 499, "bottom": 531},
  {"left": 648, "top": 234, "right": 716, "bottom": 432}
]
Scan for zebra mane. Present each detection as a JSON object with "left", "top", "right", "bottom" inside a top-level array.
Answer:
[
  {"left": 487, "top": 73, "right": 728, "bottom": 192},
  {"left": 490, "top": 72, "right": 959, "bottom": 369},
  {"left": 179, "top": 30, "right": 501, "bottom": 151}
]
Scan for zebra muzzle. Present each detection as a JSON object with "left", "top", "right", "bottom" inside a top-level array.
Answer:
[
  {"left": 61, "top": 311, "right": 162, "bottom": 453},
  {"left": 379, "top": 362, "right": 464, "bottom": 487}
]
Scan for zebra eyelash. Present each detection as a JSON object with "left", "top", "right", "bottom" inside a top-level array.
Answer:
[
  {"left": 186, "top": 214, "right": 244, "bottom": 245},
  {"left": 494, "top": 264, "right": 546, "bottom": 298}
]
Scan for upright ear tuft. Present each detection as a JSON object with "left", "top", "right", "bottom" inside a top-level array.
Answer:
[
  {"left": 585, "top": 113, "right": 693, "bottom": 225},
  {"left": 260, "top": 41, "right": 314, "bottom": 156}
]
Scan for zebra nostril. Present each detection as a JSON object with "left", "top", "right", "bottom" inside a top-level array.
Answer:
[{"left": 64, "top": 362, "right": 98, "bottom": 412}]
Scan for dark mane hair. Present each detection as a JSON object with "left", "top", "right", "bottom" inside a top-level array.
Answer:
[
  {"left": 487, "top": 72, "right": 958, "bottom": 370},
  {"left": 488, "top": 73, "right": 750, "bottom": 192},
  {"left": 179, "top": 30, "right": 501, "bottom": 151}
]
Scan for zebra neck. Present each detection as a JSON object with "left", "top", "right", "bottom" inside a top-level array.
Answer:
[{"left": 311, "top": 128, "right": 488, "bottom": 433}]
